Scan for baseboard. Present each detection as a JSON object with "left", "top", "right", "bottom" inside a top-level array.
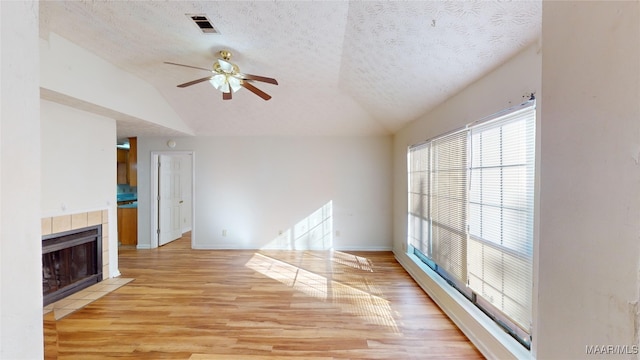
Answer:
[
  {"left": 190, "top": 244, "right": 393, "bottom": 251},
  {"left": 191, "top": 244, "right": 234, "bottom": 250},
  {"left": 333, "top": 246, "right": 392, "bottom": 251},
  {"left": 109, "top": 269, "right": 121, "bottom": 278},
  {"left": 394, "top": 251, "right": 531, "bottom": 360}
]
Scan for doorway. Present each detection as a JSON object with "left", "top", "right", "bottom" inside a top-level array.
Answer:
[{"left": 151, "top": 151, "right": 195, "bottom": 248}]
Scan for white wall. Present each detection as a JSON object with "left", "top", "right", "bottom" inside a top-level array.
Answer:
[
  {"left": 393, "top": 42, "right": 541, "bottom": 251},
  {"left": 40, "top": 99, "right": 119, "bottom": 277},
  {"left": 392, "top": 43, "right": 541, "bottom": 359},
  {"left": 536, "top": 2, "right": 640, "bottom": 358},
  {"left": 394, "top": 3, "right": 640, "bottom": 359},
  {"left": 137, "top": 136, "right": 393, "bottom": 251},
  {"left": 0, "top": 1, "right": 43, "bottom": 358},
  {"left": 180, "top": 153, "right": 193, "bottom": 233},
  {"left": 40, "top": 33, "right": 194, "bottom": 136}
]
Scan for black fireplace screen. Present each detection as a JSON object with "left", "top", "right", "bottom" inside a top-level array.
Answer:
[{"left": 42, "top": 225, "right": 102, "bottom": 305}]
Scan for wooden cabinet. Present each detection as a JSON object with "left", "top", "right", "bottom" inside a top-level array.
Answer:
[
  {"left": 128, "top": 137, "right": 137, "bottom": 186},
  {"left": 116, "top": 137, "right": 137, "bottom": 186},
  {"left": 117, "top": 206, "right": 137, "bottom": 246},
  {"left": 117, "top": 162, "right": 128, "bottom": 185},
  {"left": 117, "top": 148, "right": 128, "bottom": 163}
]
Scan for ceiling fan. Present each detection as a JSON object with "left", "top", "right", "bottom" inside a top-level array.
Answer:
[{"left": 165, "top": 50, "right": 278, "bottom": 101}]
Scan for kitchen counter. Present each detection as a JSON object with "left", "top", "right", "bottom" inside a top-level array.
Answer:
[
  {"left": 118, "top": 202, "right": 137, "bottom": 209},
  {"left": 117, "top": 192, "right": 137, "bottom": 202},
  {"left": 117, "top": 192, "right": 137, "bottom": 209}
]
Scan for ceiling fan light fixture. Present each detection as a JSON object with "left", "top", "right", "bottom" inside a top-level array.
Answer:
[
  {"left": 209, "top": 74, "right": 226, "bottom": 91},
  {"left": 228, "top": 76, "right": 242, "bottom": 93},
  {"left": 217, "top": 59, "right": 234, "bottom": 73},
  {"left": 210, "top": 73, "right": 241, "bottom": 93}
]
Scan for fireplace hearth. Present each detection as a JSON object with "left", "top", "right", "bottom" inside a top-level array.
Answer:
[{"left": 42, "top": 225, "right": 102, "bottom": 306}]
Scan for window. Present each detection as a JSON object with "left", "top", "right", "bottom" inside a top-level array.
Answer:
[
  {"left": 430, "top": 130, "right": 468, "bottom": 287},
  {"left": 408, "top": 143, "right": 430, "bottom": 256},
  {"left": 407, "top": 101, "right": 535, "bottom": 347}
]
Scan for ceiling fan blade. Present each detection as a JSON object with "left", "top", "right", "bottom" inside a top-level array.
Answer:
[
  {"left": 239, "top": 73, "right": 278, "bottom": 85},
  {"left": 223, "top": 91, "right": 232, "bottom": 100},
  {"left": 164, "top": 62, "right": 211, "bottom": 72},
  {"left": 241, "top": 82, "right": 272, "bottom": 101},
  {"left": 177, "top": 76, "right": 213, "bottom": 88}
]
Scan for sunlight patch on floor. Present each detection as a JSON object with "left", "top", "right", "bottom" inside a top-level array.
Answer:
[
  {"left": 245, "top": 252, "right": 399, "bottom": 333},
  {"left": 331, "top": 250, "right": 373, "bottom": 272}
]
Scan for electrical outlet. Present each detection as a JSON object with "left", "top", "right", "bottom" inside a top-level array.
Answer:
[
  {"left": 335, "top": 230, "right": 340, "bottom": 237},
  {"left": 222, "top": 229, "right": 227, "bottom": 236}
]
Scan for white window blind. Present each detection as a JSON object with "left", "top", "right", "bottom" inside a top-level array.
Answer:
[
  {"left": 407, "top": 101, "right": 536, "bottom": 344},
  {"left": 467, "top": 105, "right": 535, "bottom": 332},
  {"left": 408, "top": 143, "right": 430, "bottom": 256},
  {"left": 431, "top": 130, "right": 467, "bottom": 284}
]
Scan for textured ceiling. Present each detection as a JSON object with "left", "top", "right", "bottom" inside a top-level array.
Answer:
[{"left": 39, "top": 1, "right": 541, "bottom": 138}]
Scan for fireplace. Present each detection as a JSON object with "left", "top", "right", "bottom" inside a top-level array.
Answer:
[{"left": 42, "top": 224, "right": 103, "bottom": 306}]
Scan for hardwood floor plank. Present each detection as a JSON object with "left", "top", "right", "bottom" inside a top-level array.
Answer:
[
  {"left": 43, "top": 311, "right": 58, "bottom": 360},
  {"left": 189, "top": 355, "right": 332, "bottom": 360},
  {"left": 48, "top": 235, "right": 484, "bottom": 359}
]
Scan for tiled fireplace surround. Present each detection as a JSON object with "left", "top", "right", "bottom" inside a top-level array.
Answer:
[
  {"left": 41, "top": 210, "right": 134, "bottom": 326},
  {"left": 41, "top": 210, "right": 110, "bottom": 285}
]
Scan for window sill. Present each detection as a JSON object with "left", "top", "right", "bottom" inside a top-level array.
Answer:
[{"left": 394, "top": 250, "right": 532, "bottom": 360}]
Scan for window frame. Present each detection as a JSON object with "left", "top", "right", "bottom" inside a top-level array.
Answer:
[{"left": 406, "top": 100, "right": 536, "bottom": 349}]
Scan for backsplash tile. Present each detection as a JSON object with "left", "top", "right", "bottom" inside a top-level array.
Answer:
[{"left": 117, "top": 184, "right": 137, "bottom": 194}]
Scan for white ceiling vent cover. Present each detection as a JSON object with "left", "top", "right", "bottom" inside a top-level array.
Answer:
[{"left": 186, "top": 14, "right": 219, "bottom": 34}]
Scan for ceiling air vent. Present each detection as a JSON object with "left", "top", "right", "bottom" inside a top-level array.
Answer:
[{"left": 186, "top": 14, "right": 219, "bottom": 34}]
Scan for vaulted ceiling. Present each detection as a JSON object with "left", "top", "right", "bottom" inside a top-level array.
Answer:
[{"left": 39, "top": 1, "right": 541, "bottom": 138}]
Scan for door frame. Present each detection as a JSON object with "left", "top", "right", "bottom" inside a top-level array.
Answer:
[{"left": 151, "top": 150, "right": 195, "bottom": 249}]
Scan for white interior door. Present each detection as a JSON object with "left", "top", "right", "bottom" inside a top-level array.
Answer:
[{"left": 159, "top": 154, "right": 183, "bottom": 246}]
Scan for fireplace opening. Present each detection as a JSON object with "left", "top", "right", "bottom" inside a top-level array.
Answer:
[{"left": 42, "top": 225, "right": 102, "bottom": 306}]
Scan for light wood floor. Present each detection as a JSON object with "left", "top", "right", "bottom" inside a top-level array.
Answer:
[{"left": 46, "top": 234, "right": 483, "bottom": 359}]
